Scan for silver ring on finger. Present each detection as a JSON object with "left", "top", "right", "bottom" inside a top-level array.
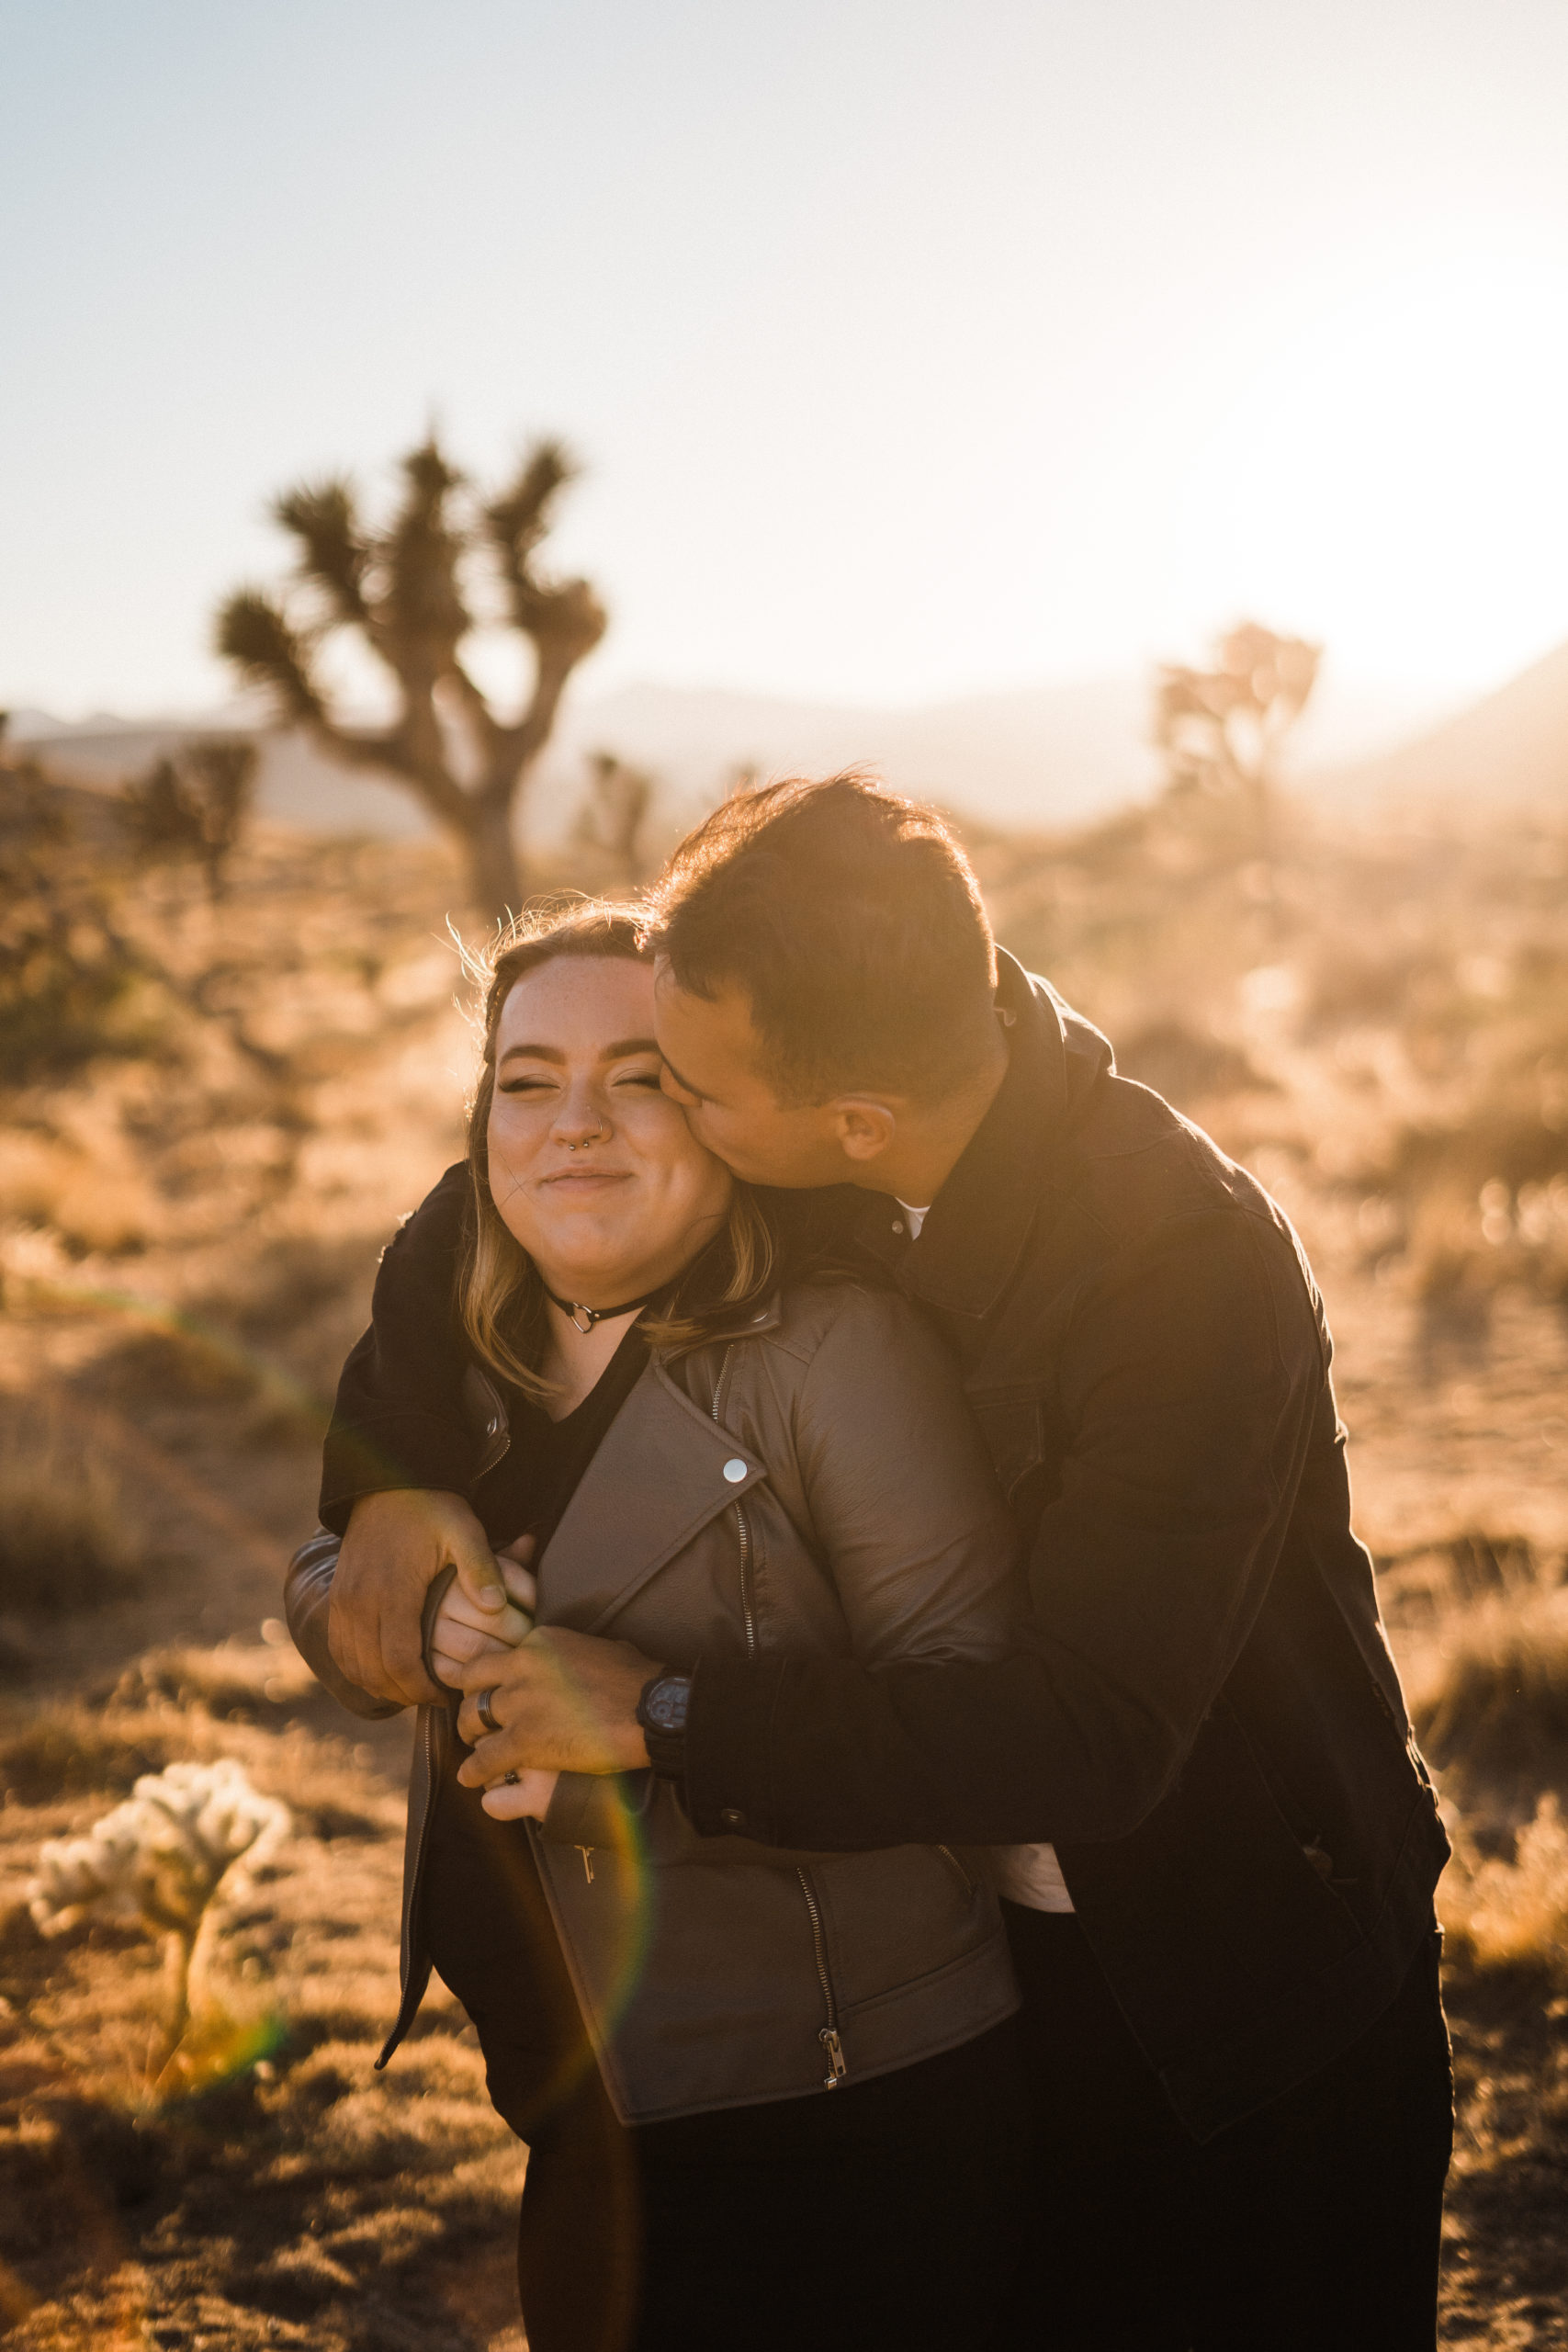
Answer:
[{"left": 476, "top": 1686, "right": 502, "bottom": 1736}]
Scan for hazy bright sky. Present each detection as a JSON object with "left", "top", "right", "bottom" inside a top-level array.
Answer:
[{"left": 5, "top": 0, "right": 1568, "bottom": 718}]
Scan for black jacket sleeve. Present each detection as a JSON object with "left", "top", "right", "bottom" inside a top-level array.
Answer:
[
  {"left": 318, "top": 1162, "right": 478, "bottom": 1533},
  {"left": 682, "top": 1210, "right": 1326, "bottom": 1849}
]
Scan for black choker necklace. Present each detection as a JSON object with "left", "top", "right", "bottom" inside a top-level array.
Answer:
[{"left": 541, "top": 1283, "right": 664, "bottom": 1336}]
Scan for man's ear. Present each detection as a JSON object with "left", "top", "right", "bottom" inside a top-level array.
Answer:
[{"left": 829, "top": 1097, "right": 897, "bottom": 1165}]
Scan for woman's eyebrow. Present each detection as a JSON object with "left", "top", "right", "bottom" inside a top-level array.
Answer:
[
  {"left": 498, "top": 1042, "right": 566, "bottom": 1065},
  {"left": 497, "top": 1035, "right": 660, "bottom": 1067}
]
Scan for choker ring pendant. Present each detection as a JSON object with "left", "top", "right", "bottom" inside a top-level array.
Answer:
[{"left": 544, "top": 1281, "right": 663, "bottom": 1334}]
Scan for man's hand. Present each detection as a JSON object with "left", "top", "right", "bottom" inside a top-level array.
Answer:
[
  {"left": 454, "top": 1625, "right": 660, "bottom": 1783},
  {"left": 329, "top": 1489, "right": 512, "bottom": 1707}
]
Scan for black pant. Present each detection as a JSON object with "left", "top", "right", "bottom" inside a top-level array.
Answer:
[
  {"left": 1000, "top": 1906, "right": 1454, "bottom": 2350},
  {"left": 423, "top": 1755, "right": 1031, "bottom": 2352},
  {"left": 516, "top": 2017, "right": 1032, "bottom": 2352}
]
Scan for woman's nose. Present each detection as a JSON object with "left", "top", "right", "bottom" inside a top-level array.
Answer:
[{"left": 553, "top": 1083, "right": 607, "bottom": 1145}]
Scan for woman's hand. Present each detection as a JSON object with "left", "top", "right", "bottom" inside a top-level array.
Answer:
[
  {"left": 479, "top": 1767, "right": 559, "bottom": 1821},
  {"left": 331, "top": 1489, "right": 507, "bottom": 1707},
  {"left": 429, "top": 1548, "right": 537, "bottom": 1688}
]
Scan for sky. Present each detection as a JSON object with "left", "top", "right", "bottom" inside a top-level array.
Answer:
[{"left": 5, "top": 0, "right": 1568, "bottom": 720}]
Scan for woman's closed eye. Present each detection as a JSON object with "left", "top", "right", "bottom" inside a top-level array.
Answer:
[{"left": 498, "top": 1062, "right": 664, "bottom": 1097}]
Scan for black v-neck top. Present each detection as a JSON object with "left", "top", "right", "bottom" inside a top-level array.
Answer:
[{"left": 469, "top": 1319, "right": 650, "bottom": 1566}]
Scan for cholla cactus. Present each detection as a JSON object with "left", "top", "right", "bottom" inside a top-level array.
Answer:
[{"left": 28, "top": 1759, "right": 289, "bottom": 2080}]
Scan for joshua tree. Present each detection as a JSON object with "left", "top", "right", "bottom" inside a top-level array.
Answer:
[
  {"left": 121, "top": 737, "right": 257, "bottom": 901},
  {"left": 216, "top": 435, "right": 606, "bottom": 915},
  {"left": 1154, "top": 622, "right": 1321, "bottom": 833}
]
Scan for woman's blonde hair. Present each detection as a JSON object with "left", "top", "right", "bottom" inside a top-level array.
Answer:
[{"left": 460, "top": 898, "right": 781, "bottom": 1402}]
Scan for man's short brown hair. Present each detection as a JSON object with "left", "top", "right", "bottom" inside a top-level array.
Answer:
[{"left": 649, "top": 772, "right": 998, "bottom": 1103}]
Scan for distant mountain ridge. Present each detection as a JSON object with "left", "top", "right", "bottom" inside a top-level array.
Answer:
[
  {"left": 13, "top": 657, "right": 1540, "bottom": 844},
  {"left": 1319, "top": 639, "right": 1568, "bottom": 810},
  {"left": 9, "top": 678, "right": 1165, "bottom": 841}
]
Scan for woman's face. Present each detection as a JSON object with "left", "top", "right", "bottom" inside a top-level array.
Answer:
[{"left": 486, "top": 954, "right": 733, "bottom": 1304}]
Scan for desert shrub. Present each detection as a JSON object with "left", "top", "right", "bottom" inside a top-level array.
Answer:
[
  {"left": 0, "top": 1403, "right": 145, "bottom": 1615},
  {"left": 1113, "top": 1021, "right": 1275, "bottom": 1108},
  {"left": 1400, "top": 1169, "right": 1568, "bottom": 1310},
  {"left": 0, "top": 1712, "right": 179, "bottom": 1804},
  {"left": 1302, "top": 943, "right": 1450, "bottom": 1031},
  {"left": 0, "top": 772, "right": 168, "bottom": 1086},
  {"left": 114, "top": 1641, "right": 315, "bottom": 1725},
  {"left": 225, "top": 1235, "right": 371, "bottom": 1340},
  {"left": 1442, "top": 1532, "right": 1551, "bottom": 1604},
  {"left": 120, "top": 739, "right": 256, "bottom": 903},
  {"left": 1441, "top": 1794, "right": 1568, "bottom": 1980},
  {"left": 96, "top": 1324, "right": 259, "bottom": 1407},
  {"left": 1408, "top": 1581, "right": 1568, "bottom": 1788}
]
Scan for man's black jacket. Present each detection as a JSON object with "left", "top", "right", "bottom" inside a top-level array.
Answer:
[{"left": 321, "top": 951, "right": 1449, "bottom": 2142}]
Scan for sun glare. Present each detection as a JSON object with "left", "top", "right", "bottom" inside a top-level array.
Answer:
[{"left": 1179, "top": 254, "right": 1568, "bottom": 691}]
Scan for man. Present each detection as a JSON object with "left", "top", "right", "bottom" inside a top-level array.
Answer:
[{"left": 322, "top": 775, "right": 1452, "bottom": 2347}]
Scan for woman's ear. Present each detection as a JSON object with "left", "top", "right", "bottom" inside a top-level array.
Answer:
[{"left": 829, "top": 1097, "right": 897, "bottom": 1165}]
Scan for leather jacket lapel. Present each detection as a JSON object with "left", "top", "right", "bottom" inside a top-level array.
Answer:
[{"left": 536, "top": 1356, "right": 766, "bottom": 1635}]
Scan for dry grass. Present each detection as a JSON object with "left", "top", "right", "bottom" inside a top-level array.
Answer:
[
  {"left": 0, "top": 1671, "right": 524, "bottom": 2351},
  {"left": 0, "top": 1402, "right": 147, "bottom": 1619},
  {"left": 977, "top": 794, "right": 1568, "bottom": 1320},
  {"left": 1441, "top": 1797, "right": 1568, "bottom": 1980},
  {"left": 1407, "top": 1578, "right": 1568, "bottom": 1802},
  {"left": 2, "top": 775, "right": 1567, "bottom": 2342}
]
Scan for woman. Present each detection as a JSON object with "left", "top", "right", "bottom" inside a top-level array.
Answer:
[{"left": 288, "top": 902, "right": 1033, "bottom": 2352}]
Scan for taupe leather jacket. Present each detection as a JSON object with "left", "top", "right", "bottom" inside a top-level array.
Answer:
[{"left": 288, "top": 1281, "right": 1024, "bottom": 2124}]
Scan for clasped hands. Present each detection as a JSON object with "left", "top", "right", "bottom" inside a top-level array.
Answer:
[{"left": 328, "top": 1489, "right": 659, "bottom": 1823}]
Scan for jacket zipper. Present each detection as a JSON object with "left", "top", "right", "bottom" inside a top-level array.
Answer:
[
  {"left": 710, "top": 1347, "right": 758, "bottom": 1659},
  {"left": 735, "top": 1503, "right": 757, "bottom": 1658},
  {"left": 795, "top": 1867, "right": 847, "bottom": 2086},
  {"left": 716, "top": 1344, "right": 835, "bottom": 2082},
  {"left": 709, "top": 1345, "right": 736, "bottom": 1424},
  {"left": 470, "top": 1371, "right": 512, "bottom": 1481}
]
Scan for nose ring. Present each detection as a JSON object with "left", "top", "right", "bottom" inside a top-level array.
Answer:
[{"left": 567, "top": 1122, "right": 608, "bottom": 1154}]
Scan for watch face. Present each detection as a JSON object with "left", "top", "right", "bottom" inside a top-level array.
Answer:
[{"left": 644, "top": 1677, "right": 690, "bottom": 1733}]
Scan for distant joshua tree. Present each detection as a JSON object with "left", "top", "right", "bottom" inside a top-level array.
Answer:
[
  {"left": 122, "top": 738, "right": 257, "bottom": 901},
  {"left": 215, "top": 435, "right": 606, "bottom": 916},
  {"left": 1155, "top": 623, "right": 1321, "bottom": 832},
  {"left": 571, "top": 750, "right": 655, "bottom": 884}
]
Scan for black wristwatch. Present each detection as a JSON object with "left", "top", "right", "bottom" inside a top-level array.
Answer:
[{"left": 636, "top": 1672, "right": 693, "bottom": 1779}]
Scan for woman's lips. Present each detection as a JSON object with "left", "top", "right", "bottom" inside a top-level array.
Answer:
[{"left": 539, "top": 1166, "right": 633, "bottom": 1189}]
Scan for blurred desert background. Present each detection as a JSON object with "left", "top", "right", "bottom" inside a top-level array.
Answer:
[{"left": 5, "top": 3, "right": 1568, "bottom": 2346}]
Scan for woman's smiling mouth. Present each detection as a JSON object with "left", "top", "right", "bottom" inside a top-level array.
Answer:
[{"left": 540, "top": 1166, "right": 633, "bottom": 1189}]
